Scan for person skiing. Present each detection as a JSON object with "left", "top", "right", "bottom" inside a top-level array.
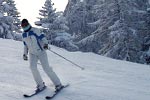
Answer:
[{"left": 21, "top": 19, "right": 62, "bottom": 93}]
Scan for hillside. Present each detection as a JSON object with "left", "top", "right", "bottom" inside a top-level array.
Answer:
[{"left": 0, "top": 39, "right": 150, "bottom": 100}]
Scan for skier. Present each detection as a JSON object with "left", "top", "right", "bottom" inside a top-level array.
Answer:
[{"left": 21, "top": 19, "right": 62, "bottom": 93}]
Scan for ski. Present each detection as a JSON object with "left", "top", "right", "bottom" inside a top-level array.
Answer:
[
  {"left": 23, "top": 86, "right": 46, "bottom": 98},
  {"left": 45, "top": 84, "right": 69, "bottom": 99}
]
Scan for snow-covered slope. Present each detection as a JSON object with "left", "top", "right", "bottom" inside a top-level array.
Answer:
[{"left": 0, "top": 39, "right": 150, "bottom": 100}]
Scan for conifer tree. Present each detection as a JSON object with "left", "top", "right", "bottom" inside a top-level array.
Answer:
[
  {"left": 37, "top": 0, "right": 69, "bottom": 41},
  {"left": 37, "top": 0, "right": 57, "bottom": 40},
  {"left": 5, "top": 0, "right": 21, "bottom": 33},
  {"left": 0, "top": 0, "right": 21, "bottom": 39}
]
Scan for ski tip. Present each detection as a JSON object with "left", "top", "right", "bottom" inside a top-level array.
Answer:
[
  {"left": 23, "top": 94, "right": 29, "bottom": 97},
  {"left": 23, "top": 94, "right": 34, "bottom": 98},
  {"left": 45, "top": 96, "right": 52, "bottom": 99}
]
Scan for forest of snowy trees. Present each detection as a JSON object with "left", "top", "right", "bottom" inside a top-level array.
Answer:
[
  {"left": 64, "top": 0, "right": 150, "bottom": 63},
  {"left": 1, "top": 0, "right": 150, "bottom": 64}
]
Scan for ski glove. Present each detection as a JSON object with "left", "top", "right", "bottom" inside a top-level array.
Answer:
[
  {"left": 43, "top": 44, "right": 49, "bottom": 50},
  {"left": 23, "top": 54, "right": 28, "bottom": 61}
]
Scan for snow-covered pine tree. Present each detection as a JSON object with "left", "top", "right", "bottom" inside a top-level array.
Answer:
[
  {"left": 64, "top": 0, "right": 98, "bottom": 41},
  {"left": 98, "top": 0, "right": 148, "bottom": 62},
  {"left": 64, "top": 0, "right": 87, "bottom": 40},
  {"left": 5, "top": 0, "right": 21, "bottom": 34},
  {"left": 0, "top": 0, "right": 4, "bottom": 38},
  {"left": 37, "top": 0, "right": 57, "bottom": 40},
  {"left": 140, "top": 2, "right": 150, "bottom": 63},
  {"left": 36, "top": 0, "right": 78, "bottom": 51},
  {"left": 75, "top": 0, "right": 112, "bottom": 53},
  {"left": 0, "top": 0, "right": 21, "bottom": 39},
  {"left": 0, "top": 0, "right": 13, "bottom": 39}
]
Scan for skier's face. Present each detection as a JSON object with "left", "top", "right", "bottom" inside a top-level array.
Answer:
[{"left": 21, "top": 23, "right": 29, "bottom": 28}]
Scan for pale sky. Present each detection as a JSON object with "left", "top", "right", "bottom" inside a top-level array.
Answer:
[{"left": 14, "top": 0, "right": 68, "bottom": 25}]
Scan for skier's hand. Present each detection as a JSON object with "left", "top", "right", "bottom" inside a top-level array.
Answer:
[
  {"left": 23, "top": 54, "right": 28, "bottom": 61},
  {"left": 43, "top": 44, "right": 48, "bottom": 50}
]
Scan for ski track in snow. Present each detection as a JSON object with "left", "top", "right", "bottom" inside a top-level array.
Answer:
[{"left": 0, "top": 39, "right": 150, "bottom": 100}]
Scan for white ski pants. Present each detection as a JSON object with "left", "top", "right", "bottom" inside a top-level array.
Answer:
[{"left": 29, "top": 51, "right": 61, "bottom": 88}]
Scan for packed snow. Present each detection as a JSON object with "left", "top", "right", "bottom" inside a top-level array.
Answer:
[{"left": 0, "top": 39, "right": 150, "bottom": 100}]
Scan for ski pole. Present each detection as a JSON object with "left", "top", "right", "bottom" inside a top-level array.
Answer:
[{"left": 48, "top": 48, "right": 84, "bottom": 70}]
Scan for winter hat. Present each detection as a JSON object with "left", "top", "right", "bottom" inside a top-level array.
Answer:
[{"left": 21, "top": 19, "right": 32, "bottom": 32}]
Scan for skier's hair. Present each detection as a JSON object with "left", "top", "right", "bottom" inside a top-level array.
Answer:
[
  {"left": 21, "top": 19, "right": 29, "bottom": 27},
  {"left": 22, "top": 19, "right": 28, "bottom": 24}
]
